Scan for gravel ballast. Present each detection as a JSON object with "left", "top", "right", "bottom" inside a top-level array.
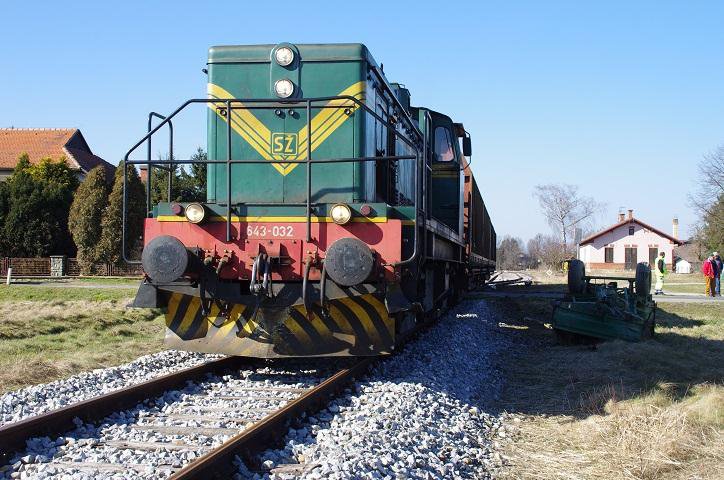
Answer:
[
  {"left": 0, "top": 298, "right": 511, "bottom": 479},
  {"left": 0, "top": 350, "right": 220, "bottom": 426},
  {"left": 249, "top": 299, "right": 510, "bottom": 480}
]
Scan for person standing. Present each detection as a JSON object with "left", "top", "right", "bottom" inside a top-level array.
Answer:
[
  {"left": 654, "top": 251, "right": 666, "bottom": 295},
  {"left": 714, "top": 252, "right": 722, "bottom": 296},
  {"left": 702, "top": 255, "right": 717, "bottom": 297}
]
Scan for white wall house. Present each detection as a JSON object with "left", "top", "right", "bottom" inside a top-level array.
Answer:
[
  {"left": 675, "top": 259, "right": 692, "bottom": 274},
  {"left": 578, "top": 210, "right": 683, "bottom": 271}
]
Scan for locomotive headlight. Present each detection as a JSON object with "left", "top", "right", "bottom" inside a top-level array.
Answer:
[
  {"left": 274, "top": 79, "right": 295, "bottom": 98},
  {"left": 330, "top": 203, "right": 352, "bottom": 225},
  {"left": 184, "top": 203, "right": 207, "bottom": 224},
  {"left": 274, "top": 47, "right": 295, "bottom": 67}
]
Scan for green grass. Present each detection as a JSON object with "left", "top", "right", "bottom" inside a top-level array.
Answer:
[
  {"left": 72, "top": 277, "right": 142, "bottom": 285},
  {"left": 490, "top": 296, "right": 724, "bottom": 480},
  {"left": 660, "top": 283, "right": 710, "bottom": 294},
  {"left": 0, "top": 287, "right": 165, "bottom": 393},
  {"left": 0, "top": 285, "right": 137, "bottom": 302}
]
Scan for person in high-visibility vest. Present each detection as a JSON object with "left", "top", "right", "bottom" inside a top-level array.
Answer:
[{"left": 654, "top": 251, "right": 666, "bottom": 295}]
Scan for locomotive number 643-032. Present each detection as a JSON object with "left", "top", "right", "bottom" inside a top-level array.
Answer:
[{"left": 245, "top": 224, "right": 296, "bottom": 239}]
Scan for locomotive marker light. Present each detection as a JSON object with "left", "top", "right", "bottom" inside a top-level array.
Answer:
[
  {"left": 141, "top": 235, "right": 188, "bottom": 283},
  {"left": 274, "top": 47, "right": 295, "bottom": 67},
  {"left": 274, "top": 79, "right": 295, "bottom": 98},
  {"left": 184, "top": 203, "right": 207, "bottom": 224},
  {"left": 330, "top": 203, "right": 352, "bottom": 225},
  {"left": 324, "top": 237, "right": 374, "bottom": 287}
]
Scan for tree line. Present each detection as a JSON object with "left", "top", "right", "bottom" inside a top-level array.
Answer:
[
  {"left": 690, "top": 146, "right": 723, "bottom": 253},
  {"left": 0, "top": 148, "right": 207, "bottom": 274},
  {"left": 497, "top": 183, "right": 602, "bottom": 271}
]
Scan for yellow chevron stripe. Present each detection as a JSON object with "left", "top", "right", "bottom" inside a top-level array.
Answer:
[
  {"left": 326, "top": 302, "right": 355, "bottom": 335},
  {"left": 174, "top": 296, "right": 201, "bottom": 336},
  {"left": 165, "top": 293, "right": 183, "bottom": 326},
  {"left": 337, "top": 297, "right": 382, "bottom": 345},
  {"left": 283, "top": 315, "right": 314, "bottom": 344},
  {"left": 365, "top": 294, "right": 394, "bottom": 338},
  {"left": 207, "top": 81, "right": 366, "bottom": 176}
]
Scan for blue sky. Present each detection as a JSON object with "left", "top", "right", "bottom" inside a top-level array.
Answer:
[{"left": 2, "top": 1, "right": 722, "bottom": 241}]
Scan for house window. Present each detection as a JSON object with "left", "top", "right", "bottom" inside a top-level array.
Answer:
[
  {"left": 649, "top": 247, "right": 658, "bottom": 266},
  {"left": 605, "top": 247, "right": 614, "bottom": 263},
  {"left": 628, "top": 226, "right": 635, "bottom": 235}
]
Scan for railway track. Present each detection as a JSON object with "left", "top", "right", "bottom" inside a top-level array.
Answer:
[
  {"left": 487, "top": 271, "right": 533, "bottom": 287},
  {"left": 0, "top": 355, "right": 370, "bottom": 479}
]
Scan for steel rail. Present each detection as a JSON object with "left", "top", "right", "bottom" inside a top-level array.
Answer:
[
  {"left": 169, "top": 305, "right": 443, "bottom": 479},
  {"left": 0, "top": 356, "right": 249, "bottom": 461},
  {"left": 169, "top": 358, "right": 372, "bottom": 479}
]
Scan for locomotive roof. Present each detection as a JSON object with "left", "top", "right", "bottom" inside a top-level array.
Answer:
[{"left": 208, "top": 43, "right": 374, "bottom": 64}]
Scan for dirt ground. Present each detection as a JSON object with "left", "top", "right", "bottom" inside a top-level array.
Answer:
[{"left": 484, "top": 288, "right": 723, "bottom": 480}]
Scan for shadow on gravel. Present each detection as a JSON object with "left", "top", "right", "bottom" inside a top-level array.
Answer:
[{"left": 485, "top": 295, "right": 724, "bottom": 419}]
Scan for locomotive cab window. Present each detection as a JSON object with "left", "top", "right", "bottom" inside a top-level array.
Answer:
[{"left": 434, "top": 126, "right": 455, "bottom": 162}]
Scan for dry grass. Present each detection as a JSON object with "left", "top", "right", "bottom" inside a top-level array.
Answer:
[
  {"left": 490, "top": 296, "right": 724, "bottom": 480},
  {"left": 0, "top": 287, "right": 165, "bottom": 393}
]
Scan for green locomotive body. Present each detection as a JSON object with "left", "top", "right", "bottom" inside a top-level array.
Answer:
[{"left": 127, "top": 43, "right": 495, "bottom": 358}]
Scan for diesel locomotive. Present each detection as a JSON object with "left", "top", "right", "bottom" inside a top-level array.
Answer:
[{"left": 125, "top": 43, "right": 496, "bottom": 358}]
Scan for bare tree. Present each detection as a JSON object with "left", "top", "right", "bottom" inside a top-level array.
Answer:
[
  {"left": 533, "top": 184, "right": 604, "bottom": 247},
  {"left": 689, "top": 146, "right": 724, "bottom": 217},
  {"left": 526, "top": 234, "right": 545, "bottom": 269},
  {"left": 496, "top": 236, "right": 524, "bottom": 270}
]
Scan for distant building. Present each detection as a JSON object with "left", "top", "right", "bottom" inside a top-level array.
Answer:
[
  {"left": 675, "top": 258, "right": 692, "bottom": 274},
  {"left": 0, "top": 128, "right": 115, "bottom": 181},
  {"left": 578, "top": 209, "right": 683, "bottom": 271},
  {"left": 672, "top": 241, "right": 703, "bottom": 274}
]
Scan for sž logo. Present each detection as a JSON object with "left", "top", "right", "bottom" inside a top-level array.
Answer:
[{"left": 271, "top": 133, "right": 298, "bottom": 156}]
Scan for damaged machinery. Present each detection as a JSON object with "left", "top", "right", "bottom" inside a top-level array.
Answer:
[{"left": 552, "top": 259, "right": 656, "bottom": 342}]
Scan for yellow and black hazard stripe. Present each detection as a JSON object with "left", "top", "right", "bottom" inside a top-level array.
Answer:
[
  {"left": 165, "top": 293, "right": 209, "bottom": 340},
  {"left": 164, "top": 292, "right": 394, "bottom": 357}
]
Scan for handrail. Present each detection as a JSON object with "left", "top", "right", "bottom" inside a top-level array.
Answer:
[
  {"left": 122, "top": 94, "right": 424, "bottom": 266},
  {"left": 147, "top": 112, "right": 174, "bottom": 209}
]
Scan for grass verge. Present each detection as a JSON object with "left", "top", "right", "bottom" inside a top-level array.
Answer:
[
  {"left": 489, "top": 294, "right": 724, "bottom": 480},
  {"left": 0, "top": 285, "right": 137, "bottom": 302},
  {"left": 0, "top": 286, "right": 164, "bottom": 393}
]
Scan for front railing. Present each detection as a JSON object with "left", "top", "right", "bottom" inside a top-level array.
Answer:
[{"left": 123, "top": 87, "right": 427, "bottom": 269}]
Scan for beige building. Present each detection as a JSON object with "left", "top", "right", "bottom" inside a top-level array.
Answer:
[{"left": 578, "top": 210, "right": 683, "bottom": 271}]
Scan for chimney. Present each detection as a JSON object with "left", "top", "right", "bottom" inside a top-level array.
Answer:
[
  {"left": 618, "top": 213, "right": 625, "bottom": 222},
  {"left": 673, "top": 218, "right": 679, "bottom": 239},
  {"left": 627, "top": 209, "right": 633, "bottom": 220}
]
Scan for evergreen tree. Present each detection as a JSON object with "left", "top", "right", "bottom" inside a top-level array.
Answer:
[
  {"left": 178, "top": 147, "right": 207, "bottom": 202},
  {"left": 98, "top": 161, "right": 146, "bottom": 264},
  {"left": 2, "top": 155, "right": 79, "bottom": 256},
  {"left": 68, "top": 166, "right": 109, "bottom": 273},
  {"left": 150, "top": 148, "right": 208, "bottom": 205}
]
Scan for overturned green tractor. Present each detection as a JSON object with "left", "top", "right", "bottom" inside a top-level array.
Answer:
[{"left": 552, "top": 260, "right": 656, "bottom": 342}]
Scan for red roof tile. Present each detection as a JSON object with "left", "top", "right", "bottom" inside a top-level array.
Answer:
[
  {"left": 580, "top": 217, "right": 683, "bottom": 245},
  {"left": 0, "top": 129, "right": 114, "bottom": 176}
]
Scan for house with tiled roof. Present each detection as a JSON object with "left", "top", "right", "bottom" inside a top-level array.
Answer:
[
  {"left": 0, "top": 128, "right": 115, "bottom": 181},
  {"left": 578, "top": 209, "right": 684, "bottom": 271}
]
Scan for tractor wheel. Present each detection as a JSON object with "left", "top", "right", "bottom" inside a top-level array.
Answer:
[
  {"left": 635, "top": 262, "right": 651, "bottom": 297},
  {"left": 568, "top": 259, "right": 586, "bottom": 294}
]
